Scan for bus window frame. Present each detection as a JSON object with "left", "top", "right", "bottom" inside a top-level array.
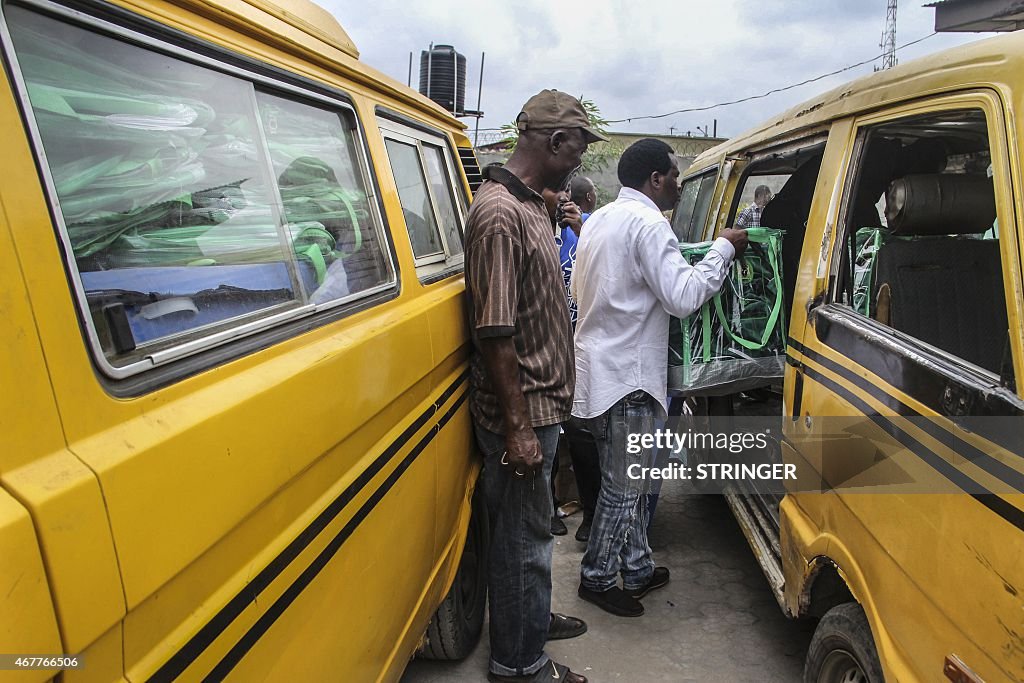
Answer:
[{"left": 378, "top": 118, "right": 468, "bottom": 279}]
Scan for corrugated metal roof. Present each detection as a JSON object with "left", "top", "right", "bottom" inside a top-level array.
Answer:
[{"left": 926, "top": 0, "right": 1024, "bottom": 32}]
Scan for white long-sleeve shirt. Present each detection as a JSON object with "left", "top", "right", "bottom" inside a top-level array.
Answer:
[{"left": 571, "top": 187, "right": 735, "bottom": 419}]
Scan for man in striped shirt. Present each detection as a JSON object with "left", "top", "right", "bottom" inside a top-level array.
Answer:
[{"left": 464, "top": 89, "right": 605, "bottom": 683}]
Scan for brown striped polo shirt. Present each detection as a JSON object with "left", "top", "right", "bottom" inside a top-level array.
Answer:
[{"left": 464, "top": 165, "right": 574, "bottom": 433}]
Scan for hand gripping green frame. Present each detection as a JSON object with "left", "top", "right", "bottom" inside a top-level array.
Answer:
[{"left": 681, "top": 227, "right": 786, "bottom": 370}]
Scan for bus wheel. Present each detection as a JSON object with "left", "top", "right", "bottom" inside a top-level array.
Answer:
[
  {"left": 804, "top": 603, "right": 884, "bottom": 683},
  {"left": 419, "top": 484, "right": 489, "bottom": 660}
]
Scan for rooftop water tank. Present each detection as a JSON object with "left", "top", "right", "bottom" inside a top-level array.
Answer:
[{"left": 419, "top": 44, "right": 466, "bottom": 115}]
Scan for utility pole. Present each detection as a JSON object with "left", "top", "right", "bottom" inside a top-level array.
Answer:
[{"left": 876, "top": 0, "right": 897, "bottom": 71}]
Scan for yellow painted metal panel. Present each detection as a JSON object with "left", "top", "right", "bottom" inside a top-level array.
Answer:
[
  {"left": 3, "top": 452, "right": 125, "bottom": 655},
  {"left": 0, "top": 491, "right": 62, "bottom": 683},
  {"left": 0, "top": 151, "right": 64, "bottom": 477},
  {"left": 0, "top": 82, "right": 124, "bottom": 666},
  {"left": 216, "top": 420, "right": 442, "bottom": 683},
  {"left": 119, "top": 370, "right": 440, "bottom": 679},
  {"left": 61, "top": 624, "right": 126, "bottom": 683},
  {"left": 61, "top": 294, "right": 433, "bottom": 608}
]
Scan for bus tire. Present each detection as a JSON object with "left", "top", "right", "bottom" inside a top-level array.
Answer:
[
  {"left": 419, "top": 484, "right": 489, "bottom": 660},
  {"left": 804, "top": 602, "right": 884, "bottom": 683}
]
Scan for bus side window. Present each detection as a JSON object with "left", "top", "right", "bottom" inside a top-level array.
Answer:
[
  {"left": 833, "top": 109, "right": 1012, "bottom": 380},
  {"left": 5, "top": 5, "right": 394, "bottom": 375},
  {"left": 672, "top": 170, "right": 716, "bottom": 243},
  {"left": 379, "top": 121, "right": 467, "bottom": 280},
  {"left": 733, "top": 144, "right": 825, "bottom": 317}
]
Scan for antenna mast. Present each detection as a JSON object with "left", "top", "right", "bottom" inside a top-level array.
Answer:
[{"left": 877, "top": 0, "right": 898, "bottom": 71}]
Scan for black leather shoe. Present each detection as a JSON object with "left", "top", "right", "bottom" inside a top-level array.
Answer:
[
  {"left": 547, "top": 612, "right": 587, "bottom": 640},
  {"left": 624, "top": 566, "right": 670, "bottom": 599},
  {"left": 551, "top": 515, "right": 567, "bottom": 536},
  {"left": 574, "top": 520, "right": 591, "bottom": 542},
  {"left": 577, "top": 585, "right": 643, "bottom": 617}
]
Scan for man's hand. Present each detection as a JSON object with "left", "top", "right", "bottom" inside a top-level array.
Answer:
[
  {"left": 720, "top": 228, "right": 749, "bottom": 258},
  {"left": 560, "top": 200, "right": 584, "bottom": 235},
  {"left": 504, "top": 425, "right": 544, "bottom": 474},
  {"left": 478, "top": 336, "right": 543, "bottom": 476}
]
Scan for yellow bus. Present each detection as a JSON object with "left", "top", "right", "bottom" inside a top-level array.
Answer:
[
  {"left": 673, "top": 30, "right": 1024, "bottom": 683},
  {"left": 0, "top": 0, "right": 485, "bottom": 680}
]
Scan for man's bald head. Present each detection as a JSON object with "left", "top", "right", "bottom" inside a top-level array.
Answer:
[{"left": 569, "top": 176, "right": 597, "bottom": 214}]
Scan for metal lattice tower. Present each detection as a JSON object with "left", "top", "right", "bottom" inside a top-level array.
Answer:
[{"left": 877, "top": 0, "right": 898, "bottom": 71}]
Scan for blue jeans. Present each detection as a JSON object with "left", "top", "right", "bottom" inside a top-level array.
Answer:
[
  {"left": 580, "top": 390, "right": 657, "bottom": 592},
  {"left": 475, "top": 421, "right": 560, "bottom": 677}
]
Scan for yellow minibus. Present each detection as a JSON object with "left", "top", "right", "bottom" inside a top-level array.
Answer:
[{"left": 0, "top": 0, "right": 485, "bottom": 680}]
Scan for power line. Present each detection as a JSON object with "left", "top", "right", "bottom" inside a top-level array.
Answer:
[{"left": 605, "top": 31, "right": 936, "bottom": 124}]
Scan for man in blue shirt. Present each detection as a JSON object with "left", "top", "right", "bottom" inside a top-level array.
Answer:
[
  {"left": 551, "top": 177, "right": 604, "bottom": 542},
  {"left": 555, "top": 176, "right": 595, "bottom": 326}
]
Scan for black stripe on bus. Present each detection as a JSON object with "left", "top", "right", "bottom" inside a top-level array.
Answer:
[
  {"left": 799, "top": 363, "right": 1024, "bottom": 533},
  {"left": 799, "top": 341, "right": 1024, "bottom": 492},
  {"left": 206, "top": 389, "right": 470, "bottom": 680},
  {"left": 149, "top": 373, "right": 468, "bottom": 683},
  {"left": 788, "top": 335, "right": 1024, "bottom": 493}
]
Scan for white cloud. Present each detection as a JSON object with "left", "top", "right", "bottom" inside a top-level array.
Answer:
[{"left": 321, "top": 0, "right": 993, "bottom": 142}]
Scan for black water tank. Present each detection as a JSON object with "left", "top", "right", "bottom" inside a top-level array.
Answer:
[{"left": 419, "top": 45, "right": 466, "bottom": 114}]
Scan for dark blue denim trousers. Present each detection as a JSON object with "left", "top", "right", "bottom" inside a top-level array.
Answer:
[
  {"left": 579, "top": 390, "right": 657, "bottom": 592},
  {"left": 475, "top": 421, "right": 560, "bottom": 677}
]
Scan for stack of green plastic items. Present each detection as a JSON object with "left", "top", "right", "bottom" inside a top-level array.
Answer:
[
  {"left": 668, "top": 227, "right": 787, "bottom": 396},
  {"left": 16, "top": 18, "right": 366, "bottom": 289},
  {"left": 852, "top": 227, "right": 891, "bottom": 316}
]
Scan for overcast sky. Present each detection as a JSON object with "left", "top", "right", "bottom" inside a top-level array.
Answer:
[{"left": 321, "top": 1, "right": 995, "bottom": 144}]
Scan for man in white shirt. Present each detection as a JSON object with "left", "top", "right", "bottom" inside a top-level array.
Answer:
[{"left": 572, "top": 138, "right": 747, "bottom": 617}]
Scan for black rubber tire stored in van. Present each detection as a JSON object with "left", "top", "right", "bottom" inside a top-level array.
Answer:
[
  {"left": 418, "top": 483, "right": 489, "bottom": 660},
  {"left": 804, "top": 602, "right": 884, "bottom": 683}
]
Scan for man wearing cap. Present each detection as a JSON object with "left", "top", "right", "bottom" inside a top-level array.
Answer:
[{"left": 465, "top": 89, "right": 605, "bottom": 683}]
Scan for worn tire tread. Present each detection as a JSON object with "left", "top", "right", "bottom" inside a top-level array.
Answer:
[{"left": 804, "top": 602, "right": 884, "bottom": 683}]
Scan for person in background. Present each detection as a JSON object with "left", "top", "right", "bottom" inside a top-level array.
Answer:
[
  {"left": 570, "top": 175, "right": 597, "bottom": 220},
  {"left": 735, "top": 184, "right": 772, "bottom": 228},
  {"left": 542, "top": 185, "right": 582, "bottom": 537},
  {"left": 554, "top": 176, "right": 603, "bottom": 543},
  {"left": 572, "top": 138, "right": 747, "bottom": 618},
  {"left": 465, "top": 89, "right": 605, "bottom": 683}
]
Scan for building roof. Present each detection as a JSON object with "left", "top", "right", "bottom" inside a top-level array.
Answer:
[{"left": 925, "top": 0, "right": 1024, "bottom": 32}]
